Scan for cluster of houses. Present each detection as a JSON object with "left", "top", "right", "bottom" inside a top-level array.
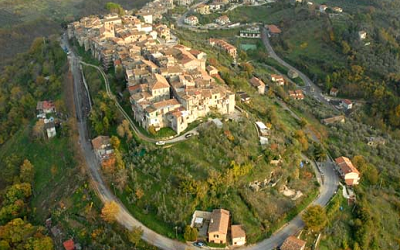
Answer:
[
  {"left": 192, "top": 0, "right": 233, "bottom": 13},
  {"left": 184, "top": 14, "right": 231, "bottom": 26},
  {"left": 191, "top": 209, "right": 246, "bottom": 246},
  {"left": 190, "top": 209, "right": 309, "bottom": 249},
  {"left": 68, "top": 10, "right": 236, "bottom": 135},
  {"left": 36, "top": 101, "right": 57, "bottom": 139},
  {"left": 209, "top": 38, "right": 237, "bottom": 58}
]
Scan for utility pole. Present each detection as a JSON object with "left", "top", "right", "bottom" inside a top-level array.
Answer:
[{"left": 174, "top": 226, "right": 178, "bottom": 239}]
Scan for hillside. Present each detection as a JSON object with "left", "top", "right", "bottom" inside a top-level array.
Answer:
[
  {"left": 0, "top": 0, "right": 149, "bottom": 69},
  {"left": 266, "top": 0, "right": 400, "bottom": 133}
]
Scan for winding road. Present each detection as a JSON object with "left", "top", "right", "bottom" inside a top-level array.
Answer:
[
  {"left": 261, "top": 28, "right": 334, "bottom": 107},
  {"left": 64, "top": 22, "right": 339, "bottom": 249}
]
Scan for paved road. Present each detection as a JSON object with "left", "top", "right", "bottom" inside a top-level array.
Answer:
[
  {"left": 64, "top": 33, "right": 193, "bottom": 250},
  {"left": 261, "top": 28, "right": 334, "bottom": 107},
  {"left": 63, "top": 27, "right": 340, "bottom": 249}
]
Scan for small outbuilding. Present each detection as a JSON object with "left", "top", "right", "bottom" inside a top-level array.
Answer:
[{"left": 231, "top": 225, "right": 246, "bottom": 246}]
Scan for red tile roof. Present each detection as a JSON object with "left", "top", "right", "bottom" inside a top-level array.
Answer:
[
  {"left": 335, "top": 156, "right": 360, "bottom": 175},
  {"left": 231, "top": 225, "right": 246, "bottom": 239},
  {"left": 249, "top": 77, "right": 265, "bottom": 87},
  {"left": 343, "top": 99, "right": 352, "bottom": 105},
  {"left": 208, "top": 209, "right": 230, "bottom": 234},
  {"left": 63, "top": 239, "right": 75, "bottom": 250},
  {"left": 268, "top": 25, "right": 281, "bottom": 34},
  {"left": 280, "top": 236, "right": 306, "bottom": 250}
]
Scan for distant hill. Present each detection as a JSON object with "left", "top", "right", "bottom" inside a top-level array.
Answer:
[{"left": 0, "top": 0, "right": 149, "bottom": 70}]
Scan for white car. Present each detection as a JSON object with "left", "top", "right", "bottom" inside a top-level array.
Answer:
[{"left": 156, "top": 141, "right": 166, "bottom": 146}]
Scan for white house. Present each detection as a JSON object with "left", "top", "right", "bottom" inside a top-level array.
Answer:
[
  {"left": 184, "top": 15, "right": 199, "bottom": 26},
  {"left": 358, "top": 31, "right": 367, "bottom": 40},
  {"left": 319, "top": 4, "right": 328, "bottom": 12},
  {"left": 215, "top": 15, "right": 230, "bottom": 25},
  {"left": 142, "top": 14, "right": 153, "bottom": 24},
  {"left": 342, "top": 99, "right": 352, "bottom": 110},
  {"left": 255, "top": 121, "right": 270, "bottom": 136}
]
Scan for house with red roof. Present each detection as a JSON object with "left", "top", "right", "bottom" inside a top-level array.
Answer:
[
  {"left": 335, "top": 156, "right": 360, "bottom": 185},
  {"left": 36, "top": 101, "right": 56, "bottom": 114},
  {"left": 208, "top": 209, "right": 230, "bottom": 244},
  {"left": 342, "top": 99, "right": 352, "bottom": 110}
]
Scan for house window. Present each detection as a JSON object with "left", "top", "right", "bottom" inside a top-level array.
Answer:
[{"left": 214, "top": 234, "right": 219, "bottom": 238}]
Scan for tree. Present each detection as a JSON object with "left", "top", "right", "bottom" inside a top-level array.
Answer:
[
  {"left": 299, "top": 118, "right": 308, "bottom": 128},
  {"left": 117, "top": 124, "right": 125, "bottom": 138},
  {"left": 294, "top": 130, "right": 308, "bottom": 151},
  {"left": 114, "top": 168, "right": 127, "bottom": 191},
  {"left": 302, "top": 205, "right": 327, "bottom": 232},
  {"left": 31, "top": 120, "right": 45, "bottom": 139},
  {"left": 313, "top": 143, "right": 327, "bottom": 162},
  {"left": 105, "top": 2, "right": 124, "bottom": 15},
  {"left": 341, "top": 41, "right": 351, "bottom": 54},
  {"left": 135, "top": 188, "right": 144, "bottom": 200},
  {"left": 127, "top": 226, "right": 143, "bottom": 246},
  {"left": 183, "top": 225, "right": 197, "bottom": 241},
  {"left": 110, "top": 136, "right": 120, "bottom": 150},
  {"left": 0, "top": 218, "right": 53, "bottom": 250},
  {"left": 101, "top": 201, "right": 120, "bottom": 223},
  {"left": 20, "top": 160, "right": 35, "bottom": 184}
]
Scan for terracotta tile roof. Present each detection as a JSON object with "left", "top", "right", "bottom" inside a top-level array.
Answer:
[
  {"left": 152, "top": 98, "right": 180, "bottom": 109},
  {"left": 280, "top": 236, "right": 306, "bottom": 250},
  {"left": 250, "top": 77, "right": 265, "bottom": 87},
  {"left": 92, "top": 136, "right": 110, "bottom": 150},
  {"left": 37, "top": 101, "right": 55, "bottom": 110},
  {"left": 335, "top": 156, "right": 360, "bottom": 175},
  {"left": 271, "top": 74, "right": 284, "bottom": 80},
  {"left": 63, "top": 239, "right": 75, "bottom": 250},
  {"left": 343, "top": 99, "right": 352, "bottom": 105},
  {"left": 151, "top": 74, "right": 170, "bottom": 90},
  {"left": 268, "top": 24, "right": 281, "bottom": 34},
  {"left": 208, "top": 209, "right": 230, "bottom": 234},
  {"left": 231, "top": 225, "right": 246, "bottom": 239}
]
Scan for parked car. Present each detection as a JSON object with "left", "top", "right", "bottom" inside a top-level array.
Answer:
[
  {"left": 185, "top": 133, "right": 194, "bottom": 138},
  {"left": 155, "top": 141, "right": 165, "bottom": 146},
  {"left": 193, "top": 242, "right": 205, "bottom": 247}
]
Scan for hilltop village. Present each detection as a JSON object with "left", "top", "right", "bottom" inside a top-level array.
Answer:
[{"left": 67, "top": 6, "right": 235, "bottom": 134}]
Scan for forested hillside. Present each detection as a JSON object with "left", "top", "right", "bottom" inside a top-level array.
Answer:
[{"left": 271, "top": 0, "right": 400, "bottom": 133}]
